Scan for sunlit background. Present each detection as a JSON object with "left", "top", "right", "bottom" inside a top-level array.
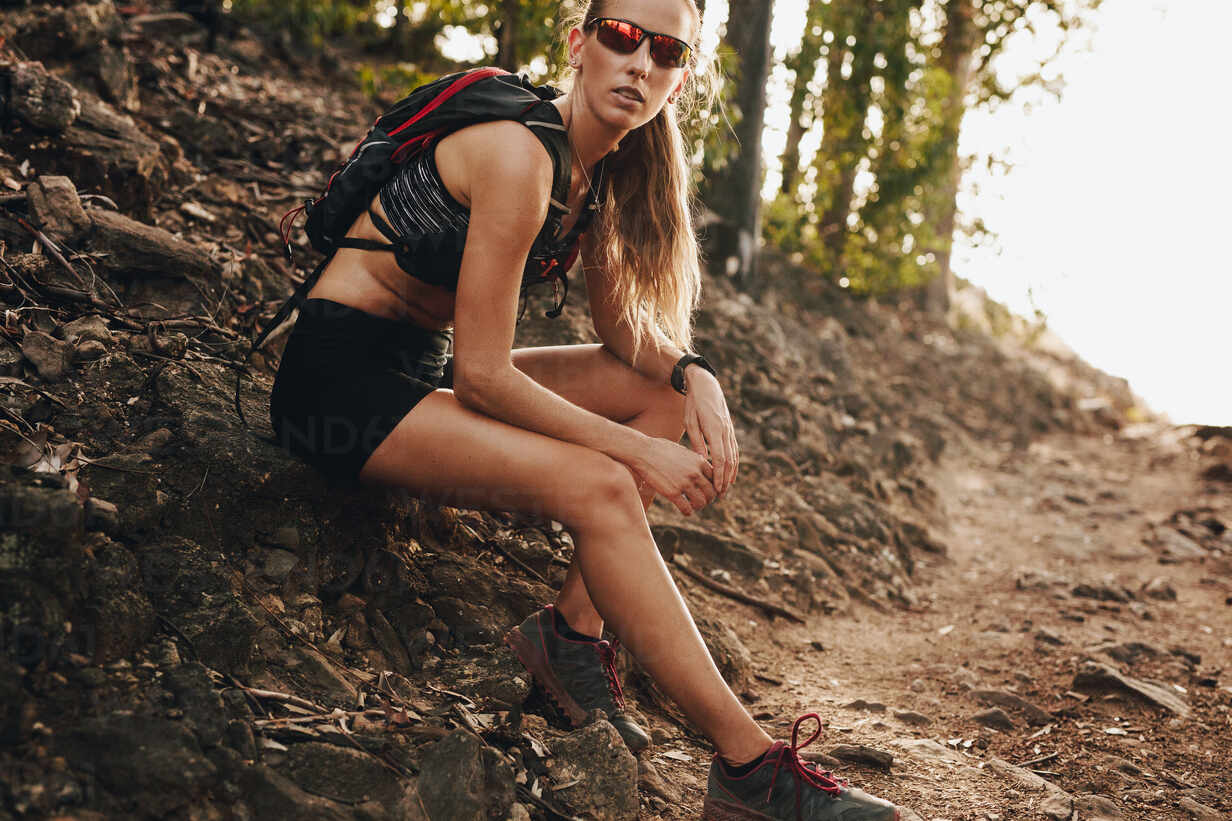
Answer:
[
  {"left": 433, "top": 0, "right": 1227, "bottom": 425},
  {"left": 761, "top": 0, "right": 1230, "bottom": 426}
]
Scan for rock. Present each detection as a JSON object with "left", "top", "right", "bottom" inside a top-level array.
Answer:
[
  {"left": 985, "top": 759, "right": 1073, "bottom": 820},
  {"left": 27, "top": 96, "right": 168, "bottom": 217},
  {"left": 637, "top": 757, "right": 681, "bottom": 804},
  {"left": 1142, "top": 577, "right": 1178, "bottom": 601},
  {"left": 1074, "top": 793, "right": 1127, "bottom": 820},
  {"left": 57, "top": 715, "right": 219, "bottom": 817},
  {"left": 1072, "top": 661, "right": 1191, "bottom": 716},
  {"left": 278, "top": 741, "right": 404, "bottom": 807},
  {"left": 893, "top": 710, "right": 932, "bottom": 727},
  {"left": 162, "top": 662, "right": 228, "bottom": 749},
  {"left": 889, "top": 738, "right": 970, "bottom": 768},
  {"left": 4, "top": 61, "right": 81, "bottom": 133},
  {"left": 827, "top": 744, "right": 893, "bottom": 771},
  {"left": 1155, "top": 528, "right": 1207, "bottom": 562},
  {"left": 970, "top": 689, "right": 1053, "bottom": 726},
  {"left": 695, "top": 616, "right": 753, "bottom": 688},
  {"left": 1072, "top": 582, "right": 1133, "bottom": 603},
  {"left": 548, "top": 720, "right": 638, "bottom": 821},
  {"left": 87, "top": 207, "right": 215, "bottom": 280},
  {"left": 1178, "top": 797, "right": 1223, "bottom": 820},
  {"left": 972, "top": 707, "right": 1016, "bottom": 731},
  {"left": 1095, "top": 641, "right": 1163, "bottom": 665},
  {"left": 418, "top": 730, "right": 515, "bottom": 821},
  {"left": 83, "top": 497, "right": 120, "bottom": 534},
  {"left": 234, "top": 763, "right": 354, "bottom": 821},
  {"left": 0, "top": 337, "right": 22, "bottom": 377},
  {"left": 29, "top": 176, "right": 90, "bottom": 242},
  {"left": 1035, "top": 627, "right": 1064, "bottom": 646},
  {"left": 20, "top": 331, "right": 73, "bottom": 380},
  {"left": 72, "top": 339, "right": 108, "bottom": 363},
  {"left": 843, "top": 699, "right": 887, "bottom": 713},
  {"left": 651, "top": 523, "right": 767, "bottom": 577}
]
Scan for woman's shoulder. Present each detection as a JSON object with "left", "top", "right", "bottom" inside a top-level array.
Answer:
[{"left": 436, "top": 120, "right": 555, "bottom": 202}]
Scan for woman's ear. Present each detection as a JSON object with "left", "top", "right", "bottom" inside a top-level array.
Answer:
[
  {"left": 671, "top": 68, "right": 690, "bottom": 99},
  {"left": 567, "top": 26, "right": 586, "bottom": 68}
]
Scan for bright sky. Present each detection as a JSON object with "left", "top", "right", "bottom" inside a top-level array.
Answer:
[{"left": 754, "top": 0, "right": 1230, "bottom": 426}]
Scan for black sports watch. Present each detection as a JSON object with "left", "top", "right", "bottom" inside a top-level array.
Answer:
[{"left": 671, "top": 353, "right": 716, "bottom": 395}]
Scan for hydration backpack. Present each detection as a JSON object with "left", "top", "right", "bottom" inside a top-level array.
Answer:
[{"left": 233, "top": 67, "right": 605, "bottom": 429}]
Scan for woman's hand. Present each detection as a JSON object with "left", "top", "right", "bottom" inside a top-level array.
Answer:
[
  {"left": 681, "top": 367, "right": 739, "bottom": 497},
  {"left": 627, "top": 435, "right": 718, "bottom": 517}
]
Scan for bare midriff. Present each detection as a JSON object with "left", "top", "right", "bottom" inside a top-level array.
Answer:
[{"left": 304, "top": 194, "right": 459, "bottom": 331}]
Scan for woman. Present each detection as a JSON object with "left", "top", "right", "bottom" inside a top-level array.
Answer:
[{"left": 270, "top": 1, "right": 899, "bottom": 818}]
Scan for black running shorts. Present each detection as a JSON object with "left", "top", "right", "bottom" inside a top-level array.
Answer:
[{"left": 269, "top": 298, "right": 453, "bottom": 485}]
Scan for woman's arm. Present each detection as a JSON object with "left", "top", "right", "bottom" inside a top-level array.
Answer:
[
  {"left": 446, "top": 122, "right": 650, "bottom": 465},
  {"left": 580, "top": 232, "right": 713, "bottom": 394},
  {"left": 579, "top": 233, "right": 738, "bottom": 496}
]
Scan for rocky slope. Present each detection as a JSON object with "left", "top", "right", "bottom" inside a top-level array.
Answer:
[{"left": 5, "top": 3, "right": 1226, "bottom": 820}]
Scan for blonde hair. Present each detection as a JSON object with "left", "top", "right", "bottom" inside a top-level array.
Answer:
[{"left": 560, "top": 0, "right": 717, "bottom": 366}]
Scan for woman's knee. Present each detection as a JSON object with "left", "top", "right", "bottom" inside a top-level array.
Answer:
[{"left": 553, "top": 454, "right": 643, "bottom": 529}]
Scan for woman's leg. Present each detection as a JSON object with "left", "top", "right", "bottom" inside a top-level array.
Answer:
[
  {"left": 510, "top": 344, "right": 685, "bottom": 639},
  {"left": 357, "top": 347, "right": 772, "bottom": 764}
]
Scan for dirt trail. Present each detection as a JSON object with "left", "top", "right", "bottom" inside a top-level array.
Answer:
[{"left": 648, "top": 428, "right": 1231, "bottom": 820}]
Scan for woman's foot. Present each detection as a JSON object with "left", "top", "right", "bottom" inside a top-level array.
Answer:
[
  {"left": 703, "top": 714, "right": 899, "bottom": 820},
  {"left": 504, "top": 604, "right": 651, "bottom": 754}
]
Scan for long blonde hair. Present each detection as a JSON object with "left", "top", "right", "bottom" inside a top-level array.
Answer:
[{"left": 561, "top": 0, "right": 716, "bottom": 366}]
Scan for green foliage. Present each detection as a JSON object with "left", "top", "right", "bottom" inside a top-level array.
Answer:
[{"left": 228, "top": 0, "right": 370, "bottom": 47}]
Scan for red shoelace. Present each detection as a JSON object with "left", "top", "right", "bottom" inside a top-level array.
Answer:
[
  {"left": 595, "top": 638, "right": 626, "bottom": 708},
  {"left": 765, "top": 713, "right": 846, "bottom": 820}
]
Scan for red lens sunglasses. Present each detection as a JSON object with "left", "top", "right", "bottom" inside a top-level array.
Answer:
[{"left": 587, "top": 17, "right": 693, "bottom": 69}]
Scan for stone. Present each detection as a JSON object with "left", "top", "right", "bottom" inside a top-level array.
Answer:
[
  {"left": 1178, "top": 797, "right": 1223, "bottom": 820},
  {"left": 57, "top": 715, "right": 219, "bottom": 817},
  {"left": 548, "top": 720, "right": 638, "bottom": 821},
  {"left": 1074, "top": 793, "right": 1127, "bottom": 820},
  {"left": 29, "top": 176, "right": 90, "bottom": 242},
  {"left": 162, "top": 662, "right": 228, "bottom": 749},
  {"left": 889, "top": 738, "right": 969, "bottom": 767},
  {"left": 5, "top": 61, "right": 81, "bottom": 133},
  {"left": 1072, "top": 661, "right": 1191, "bottom": 716},
  {"left": 985, "top": 759, "right": 1073, "bottom": 820},
  {"left": 83, "top": 497, "right": 120, "bottom": 534},
  {"left": 970, "top": 689, "right": 1053, "bottom": 726},
  {"left": 893, "top": 710, "right": 932, "bottom": 727},
  {"left": 650, "top": 523, "right": 767, "bottom": 577},
  {"left": 972, "top": 708, "right": 1016, "bottom": 731},
  {"left": 1035, "top": 627, "right": 1064, "bottom": 646},
  {"left": 20, "top": 331, "right": 73, "bottom": 380},
  {"left": 278, "top": 741, "right": 404, "bottom": 807},
  {"left": 1142, "top": 577, "right": 1178, "bottom": 601},
  {"left": 417, "top": 730, "right": 515, "bottom": 821},
  {"left": 234, "top": 763, "right": 353, "bottom": 821},
  {"left": 695, "top": 616, "right": 753, "bottom": 689},
  {"left": 843, "top": 699, "right": 887, "bottom": 713},
  {"left": 827, "top": 744, "right": 893, "bottom": 771},
  {"left": 637, "top": 757, "right": 682, "bottom": 804}
]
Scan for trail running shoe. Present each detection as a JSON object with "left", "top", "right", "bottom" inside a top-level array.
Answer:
[
  {"left": 504, "top": 604, "right": 651, "bottom": 754},
  {"left": 703, "top": 714, "right": 899, "bottom": 821}
]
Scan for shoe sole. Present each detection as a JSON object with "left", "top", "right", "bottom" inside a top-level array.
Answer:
[
  {"left": 702, "top": 796, "right": 900, "bottom": 821},
  {"left": 504, "top": 628, "right": 588, "bottom": 726}
]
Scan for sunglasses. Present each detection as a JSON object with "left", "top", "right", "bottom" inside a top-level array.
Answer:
[{"left": 586, "top": 17, "right": 693, "bottom": 69}]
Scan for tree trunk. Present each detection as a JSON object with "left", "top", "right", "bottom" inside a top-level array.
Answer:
[
  {"left": 780, "top": 0, "right": 826, "bottom": 195},
  {"left": 812, "top": 0, "right": 876, "bottom": 279},
  {"left": 920, "top": 0, "right": 976, "bottom": 316},
  {"left": 495, "top": 0, "right": 519, "bottom": 72},
  {"left": 710, "top": 0, "right": 775, "bottom": 288}
]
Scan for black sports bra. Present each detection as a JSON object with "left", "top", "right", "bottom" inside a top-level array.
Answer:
[{"left": 366, "top": 131, "right": 607, "bottom": 320}]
